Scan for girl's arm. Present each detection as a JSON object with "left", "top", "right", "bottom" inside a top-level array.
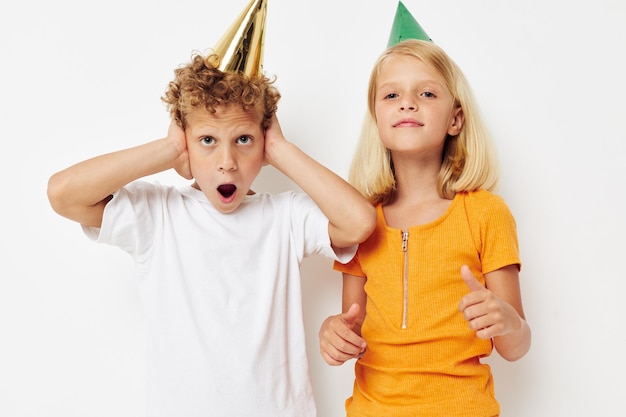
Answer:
[
  {"left": 47, "top": 120, "right": 191, "bottom": 228},
  {"left": 459, "top": 264, "right": 531, "bottom": 361},
  {"left": 319, "top": 273, "right": 367, "bottom": 366},
  {"left": 264, "top": 116, "right": 376, "bottom": 248}
]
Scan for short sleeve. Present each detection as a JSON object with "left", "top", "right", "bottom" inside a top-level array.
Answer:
[
  {"left": 82, "top": 181, "right": 163, "bottom": 259},
  {"left": 288, "top": 192, "right": 357, "bottom": 263},
  {"left": 333, "top": 253, "right": 365, "bottom": 276},
  {"left": 465, "top": 191, "right": 521, "bottom": 274}
]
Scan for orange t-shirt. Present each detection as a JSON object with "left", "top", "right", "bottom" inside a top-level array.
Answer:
[{"left": 334, "top": 190, "right": 520, "bottom": 417}]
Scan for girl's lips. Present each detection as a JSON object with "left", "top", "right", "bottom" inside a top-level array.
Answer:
[{"left": 393, "top": 118, "right": 423, "bottom": 127}]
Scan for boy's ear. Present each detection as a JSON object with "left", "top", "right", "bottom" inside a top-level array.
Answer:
[{"left": 447, "top": 107, "right": 464, "bottom": 136}]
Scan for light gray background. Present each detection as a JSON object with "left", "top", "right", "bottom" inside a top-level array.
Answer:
[{"left": 1, "top": 0, "right": 625, "bottom": 416}]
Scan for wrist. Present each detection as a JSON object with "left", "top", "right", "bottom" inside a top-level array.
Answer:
[{"left": 265, "top": 138, "right": 293, "bottom": 168}]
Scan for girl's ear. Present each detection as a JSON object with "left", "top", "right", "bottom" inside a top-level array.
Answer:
[{"left": 447, "top": 107, "right": 465, "bottom": 136}]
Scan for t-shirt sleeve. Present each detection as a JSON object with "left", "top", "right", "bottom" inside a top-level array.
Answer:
[
  {"left": 332, "top": 253, "right": 365, "bottom": 276},
  {"left": 290, "top": 192, "right": 357, "bottom": 264},
  {"left": 82, "top": 181, "right": 161, "bottom": 260},
  {"left": 470, "top": 191, "right": 521, "bottom": 274}
]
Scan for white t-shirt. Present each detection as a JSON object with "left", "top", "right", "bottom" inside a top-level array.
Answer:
[{"left": 83, "top": 181, "right": 355, "bottom": 417}]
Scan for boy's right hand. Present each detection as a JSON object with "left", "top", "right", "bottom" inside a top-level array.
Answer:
[
  {"left": 319, "top": 303, "right": 367, "bottom": 366},
  {"left": 168, "top": 120, "right": 193, "bottom": 180}
]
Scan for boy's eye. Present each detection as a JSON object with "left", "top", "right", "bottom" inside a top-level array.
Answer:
[
  {"left": 237, "top": 135, "right": 252, "bottom": 144},
  {"left": 201, "top": 136, "right": 215, "bottom": 145}
]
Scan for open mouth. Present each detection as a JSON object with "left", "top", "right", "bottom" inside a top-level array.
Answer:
[{"left": 217, "top": 184, "right": 237, "bottom": 198}]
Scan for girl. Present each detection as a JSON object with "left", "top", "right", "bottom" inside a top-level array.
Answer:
[{"left": 318, "top": 39, "right": 531, "bottom": 416}]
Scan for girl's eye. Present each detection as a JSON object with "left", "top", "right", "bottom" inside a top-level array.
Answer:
[
  {"left": 237, "top": 135, "right": 252, "bottom": 145},
  {"left": 201, "top": 136, "right": 215, "bottom": 145},
  {"left": 384, "top": 93, "right": 399, "bottom": 100},
  {"left": 421, "top": 91, "right": 436, "bottom": 98}
]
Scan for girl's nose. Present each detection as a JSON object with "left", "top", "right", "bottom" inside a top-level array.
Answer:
[
  {"left": 400, "top": 95, "right": 417, "bottom": 111},
  {"left": 400, "top": 102, "right": 416, "bottom": 111}
]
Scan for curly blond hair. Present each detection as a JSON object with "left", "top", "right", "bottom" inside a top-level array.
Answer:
[{"left": 162, "top": 53, "right": 280, "bottom": 130}]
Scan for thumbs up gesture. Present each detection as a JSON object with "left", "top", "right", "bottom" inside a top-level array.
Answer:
[
  {"left": 319, "top": 303, "right": 367, "bottom": 366},
  {"left": 458, "top": 265, "right": 522, "bottom": 340}
]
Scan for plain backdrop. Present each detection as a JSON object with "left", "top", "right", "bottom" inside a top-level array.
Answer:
[{"left": 1, "top": 0, "right": 625, "bottom": 416}]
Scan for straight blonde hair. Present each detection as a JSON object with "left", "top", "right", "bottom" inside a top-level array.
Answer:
[{"left": 350, "top": 39, "right": 499, "bottom": 205}]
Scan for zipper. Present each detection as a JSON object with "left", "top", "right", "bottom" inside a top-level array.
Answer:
[{"left": 401, "top": 230, "right": 409, "bottom": 329}]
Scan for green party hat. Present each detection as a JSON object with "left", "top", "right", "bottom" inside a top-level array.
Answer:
[{"left": 387, "top": 1, "right": 432, "bottom": 47}]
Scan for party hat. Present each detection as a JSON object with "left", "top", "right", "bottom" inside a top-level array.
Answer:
[
  {"left": 387, "top": 1, "right": 432, "bottom": 47},
  {"left": 210, "top": 0, "right": 268, "bottom": 77}
]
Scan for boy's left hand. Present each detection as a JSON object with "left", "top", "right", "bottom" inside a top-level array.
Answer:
[
  {"left": 263, "top": 115, "right": 287, "bottom": 166},
  {"left": 458, "top": 265, "right": 522, "bottom": 340}
]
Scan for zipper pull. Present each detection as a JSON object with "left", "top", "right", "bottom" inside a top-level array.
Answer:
[{"left": 401, "top": 230, "right": 409, "bottom": 329}]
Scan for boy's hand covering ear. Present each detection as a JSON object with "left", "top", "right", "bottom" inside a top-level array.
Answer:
[{"left": 168, "top": 120, "right": 193, "bottom": 180}]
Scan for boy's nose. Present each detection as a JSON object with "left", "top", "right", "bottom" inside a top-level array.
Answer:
[{"left": 218, "top": 148, "right": 237, "bottom": 172}]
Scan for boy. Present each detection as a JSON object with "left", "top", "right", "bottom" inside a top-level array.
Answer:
[{"left": 47, "top": 9, "right": 375, "bottom": 416}]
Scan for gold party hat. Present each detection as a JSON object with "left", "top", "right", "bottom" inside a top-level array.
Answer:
[{"left": 211, "top": 0, "right": 268, "bottom": 77}]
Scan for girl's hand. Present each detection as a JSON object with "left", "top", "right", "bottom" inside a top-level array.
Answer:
[
  {"left": 167, "top": 120, "right": 192, "bottom": 180},
  {"left": 458, "top": 265, "right": 523, "bottom": 339},
  {"left": 319, "top": 303, "right": 367, "bottom": 366}
]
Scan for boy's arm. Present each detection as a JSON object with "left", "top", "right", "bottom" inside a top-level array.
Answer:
[
  {"left": 47, "top": 121, "right": 191, "bottom": 228},
  {"left": 264, "top": 116, "right": 376, "bottom": 248}
]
